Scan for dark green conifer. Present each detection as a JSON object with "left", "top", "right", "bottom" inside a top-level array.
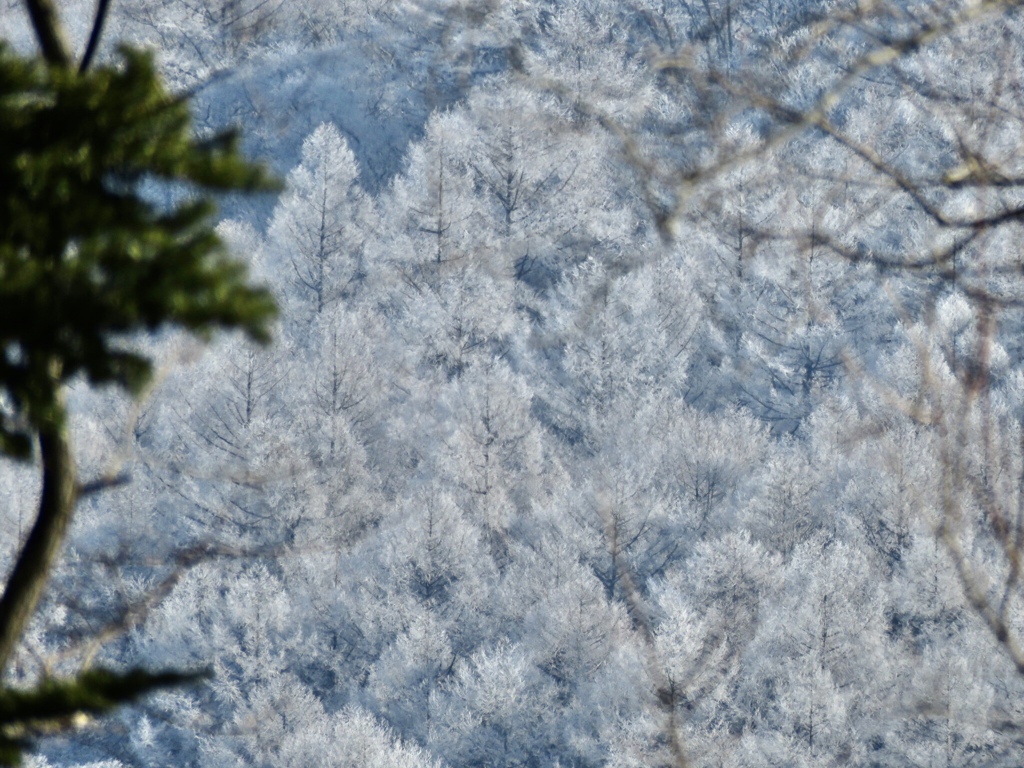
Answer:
[{"left": 0, "top": 35, "right": 278, "bottom": 766}]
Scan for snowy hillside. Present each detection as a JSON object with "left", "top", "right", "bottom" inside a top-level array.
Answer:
[{"left": 5, "top": 1, "right": 1024, "bottom": 766}]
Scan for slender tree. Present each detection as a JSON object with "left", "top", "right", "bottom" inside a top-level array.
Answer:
[{"left": 0, "top": 2, "right": 275, "bottom": 762}]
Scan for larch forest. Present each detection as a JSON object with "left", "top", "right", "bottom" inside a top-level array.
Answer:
[{"left": 4, "top": 0, "right": 1024, "bottom": 766}]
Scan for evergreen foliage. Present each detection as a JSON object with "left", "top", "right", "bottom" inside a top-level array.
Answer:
[
  {"left": 0, "top": 44, "right": 277, "bottom": 458},
  {"left": 0, "top": 30, "right": 276, "bottom": 767},
  {"left": 0, "top": 668, "right": 207, "bottom": 766}
]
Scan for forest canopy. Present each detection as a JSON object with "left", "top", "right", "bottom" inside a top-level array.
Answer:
[{"left": 3, "top": 0, "right": 1024, "bottom": 766}]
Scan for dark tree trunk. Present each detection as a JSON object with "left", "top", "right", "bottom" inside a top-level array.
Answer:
[{"left": 0, "top": 396, "right": 77, "bottom": 673}]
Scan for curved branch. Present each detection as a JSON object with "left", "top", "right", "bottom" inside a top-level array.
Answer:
[
  {"left": 0, "top": 394, "right": 78, "bottom": 674},
  {"left": 79, "top": 0, "right": 113, "bottom": 74}
]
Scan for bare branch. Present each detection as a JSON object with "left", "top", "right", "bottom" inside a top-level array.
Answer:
[
  {"left": 79, "top": 0, "right": 113, "bottom": 74},
  {"left": 22, "top": 0, "right": 72, "bottom": 67},
  {"left": 0, "top": 394, "right": 77, "bottom": 673}
]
